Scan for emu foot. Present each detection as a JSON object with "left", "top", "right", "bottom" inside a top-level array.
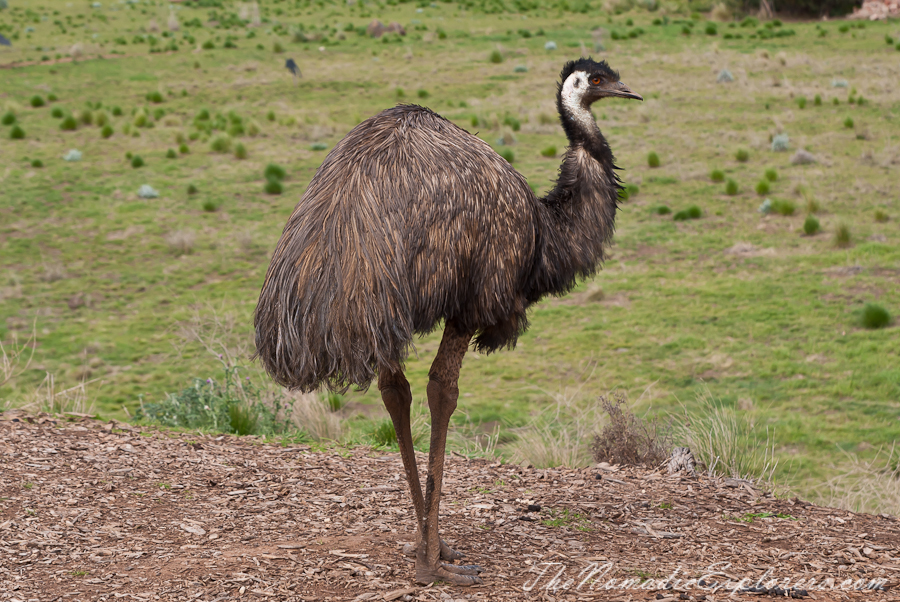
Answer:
[
  {"left": 415, "top": 562, "right": 484, "bottom": 586},
  {"left": 402, "top": 538, "right": 464, "bottom": 562}
]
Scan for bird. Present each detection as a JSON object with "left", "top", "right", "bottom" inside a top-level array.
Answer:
[
  {"left": 284, "top": 58, "right": 301, "bottom": 84},
  {"left": 254, "top": 57, "right": 642, "bottom": 586}
]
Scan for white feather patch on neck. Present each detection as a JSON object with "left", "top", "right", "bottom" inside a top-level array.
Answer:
[{"left": 561, "top": 71, "right": 595, "bottom": 133}]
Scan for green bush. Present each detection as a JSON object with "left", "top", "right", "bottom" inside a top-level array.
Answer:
[
  {"left": 502, "top": 115, "right": 521, "bottom": 131},
  {"left": 79, "top": 109, "right": 93, "bottom": 125},
  {"left": 131, "top": 155, "right": 145, "bottom": 168},
  {"left": 814, "top": 94, "right": 822, "bottom": 106},
  {"left": 94, "top": 111, "right": 108, "bottom": 127},
  {"left": 540, "top": 146, "right": 557, "bottom": 158},
  {"left": 489, "top": 49, "right": 503, "bottom": 63},
  {"left": 873, "top": 209, "right": 888, "bottom": 223},
  {"left": 135, "top": 366, "right": 292, "bottom": 436},
  {"left": 705, "top": 23, "right": 717, "bottom": 35},
  {"left": 735, "top": 149, "right": 749, "bottom": 162},
  {"left": 179, "top": 143, "right": 190, "bottom": 154},
  {"left": 264, "top": 163, "right": 287, "bottom": 181},
  {"left": 60, "top": 115, "right": 78, "bottom": 131},
  {"left": 146, "top": 90, "right": 164, "bottom": 103},
  {"left": 755, "top": 180, "right": 770, "bottom": 195},
  {"left": 417, "top": 89, "right": 430, "bottom": 99},
  {"left": 861, "top": 304, "right": 891, "bottom": 330},
  {"left": 803, "top": 215, "right": 820, "bottom": 236},
  {"left": 310, "top": 142, "right": 327, "bottom": 151},
  {"left": 272, "top": 41, "right": 284, "bottom": 53},
  {"left": 843, "top": 117, "right": 854, "bottom": 129},
  {"left": 111, "top": 106, "right": 123, "bottom": 116},
  {"left": 31, "top": 159, "right": 43, "bottom": 168},
  {"left": 202, "top": 199, "right": 219, "bottom": 212},
  {"left": 369, "top": 419, "right": 397, "bottom": 447},
  {"left": 725, "top": 179, "right": 739, "bottom": 195},
  {"left": 266, "top": 110, "right": 276, "bottom": 122},
  {"left": 647, "top": 151, "right": 660, "bottom": 168},
  {"left": 797, "top": 96, "right": 806, "bottom": 109},
  {"left": 710, "top": 169, "right": 725, "bottom": 182},
  {"left": 101, "top": 124, "right": 114, "bottom": 138},
  {"left": 30, "top": 95, "right": 45, "bottom": 108},
  {"left": 9, "top": 125, "right": 25, "bottom": 139},
  {"left": 187, "top": 183, "right": 199, "bottom": 195},
  {"left": 210, "top": 134, "right": 232, "bottom": 153},
  {"left": 234, "top": 142, "right": 248, "bottom": 159},
  {"left": 47, "top": 93, "right": 57, "bottom": 102},
  {"left": 673, "top": 206, "right": 702, "bottom": 221},
  {"left": 1, "top": 111, "right": 15, "bottom": 125},
  {"left": 51, "top": 107, "right": 64, "bottom": 118},
  {"left": 498, "top": 148, "right": 514, "bottom": 163},
  {"left": 764, "top": 168, "right": 778, "bottom": 182},
  {"left": 833, "top": 223, "right": 852, "bottom": 248},
  {"left": 166, "top": 148, "right": 177, "bottom": 159},
  {"left": 654, "top": 205, "right": 671, "bottom": 215},
  {"left": 772, "top": 199, "right": 795, "bottom": 216},
  {"left": 265, "top": 179, "right": 283, "bottom": 194},
  {"left": 203, "top": 40, "right": 215, "bottom": 50}
]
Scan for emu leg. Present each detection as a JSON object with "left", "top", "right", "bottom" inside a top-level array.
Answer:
[
  {"left": 379, "top": 370, "right": 465, "bottom": 562},
  {"left": 415, "top": 322, "right": 483, "bottom": 586}
]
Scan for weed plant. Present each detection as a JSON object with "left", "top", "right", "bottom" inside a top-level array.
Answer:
[{"left": 861, "top": 304, "right": 891, "bottom": 329}]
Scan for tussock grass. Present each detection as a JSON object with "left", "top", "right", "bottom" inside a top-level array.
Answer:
[
  {"left": 861, "top": 304, "right": 891, "bottom": 330},
  {"left": 647, "top": 151, "right": 660, "bottom": 168},
  {"left": 812, "top": 448, "right": 900, "bottom": 515},
  {"left": 710, "top": 169, "right": 725, "bottom": 182},
  {"left": 833, "top": 223, "right": 852, "bottom": 248},
  {"left": 165, "top": 230, "right": 195, "bottom": 255},
  {"left": 803, "top": 215, "right": 820, "bottom": 236}
]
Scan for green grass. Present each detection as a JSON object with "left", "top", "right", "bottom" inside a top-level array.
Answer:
[{"left": 1, "top": 0, "right": 899, "bottom": 500}]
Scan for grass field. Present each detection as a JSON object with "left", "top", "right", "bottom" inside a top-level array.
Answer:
[{"left": 1, "top": 0, "right": 898, "bottom": 495}]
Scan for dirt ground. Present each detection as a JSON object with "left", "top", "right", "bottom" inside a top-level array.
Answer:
[{"left": 3, "top": 412, "right": 900, "bottom": 602}]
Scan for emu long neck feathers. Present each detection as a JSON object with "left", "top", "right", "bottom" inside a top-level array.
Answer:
[{"left": 527, "top": 69, "right": 619, "bottom": 302}]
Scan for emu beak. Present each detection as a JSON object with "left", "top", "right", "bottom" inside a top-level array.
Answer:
[{"left": 606, "top": 81, "right": 643, "bottom": 101}]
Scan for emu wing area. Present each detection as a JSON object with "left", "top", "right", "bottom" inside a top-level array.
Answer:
[{"left": 255, "top": 105, "right": 537, "bottom": 392}]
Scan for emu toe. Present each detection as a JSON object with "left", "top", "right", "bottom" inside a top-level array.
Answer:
[{"left": 415, "top": 563, "right": 484, "bottom": 586}]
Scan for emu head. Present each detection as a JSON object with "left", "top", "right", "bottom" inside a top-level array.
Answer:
[{"left": 558, "top": 58, "right": 643, "bottom": 114}]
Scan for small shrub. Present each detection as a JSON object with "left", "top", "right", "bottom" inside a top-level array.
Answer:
[
  {"left": 764, "top": 168, "right": 778, "bottom": 182},
  {"left": 654, "top": 205, "right": 671, "bottom": 215},
  {"left": 814, "top": 94, "right": 822, "bottom": 106},
  {"left": 833, "top": 223, "right": 852, "bottom": 248},
  {"left": 131, "top": 156, "right": 145, "bottom": 168},
  {"left": 861, "top": 304, "right": 891, "bottom": 330},
  {"left": 310, "top": 142, "right": 327, "bottom": 151},
  {"left": 540, "top": 146, "right": 557, "bottom": 158},
  {"left": 844, "top": 117, "right": 854, "bottom": 129},
  {"left": 51, "top": 107, "right": 64, "bottom": 118},
  {"left": 203, "top": 40, "right": 215, "bottom": 50},
  {"left": 265, "top": 179, "right": 283, "bottom": 195},
  {"left": 803, "top": 215, "right": 820, "bottom": 236},
  {"left": 234, "top": 143, "right": 247, "bottom": 159},
  {"left": 647, "top": 151, "right": 660, "bottom": 168},
  {"left": 797, "top": 96, "right": 806, "bottom": 109},
  {"left": 806, "top": 198, "right": 821, "bottom": 214},
  {"left": 417, "top": 89, "right": 429, "bottom": 99},
  {"left": 266, "top": 110, "right": 276, "bottom": 122},
  {"left": 101, "top": 125, "right": 114, "bottom": 138},
  {"left": 771, "top": 199, "right": 795, "bottom": 216},
  {"left": 30, "top": 95, "right": 45, "bottom": 108},
  {"left": 264, "top": 163, "right": 287, "bottom": 181},
  {"left": 9, "top": 125, "right": 24, "bottom": 139},
  {"left": 833, "top": 97, "right": 840, "bottom": 106},
  {"left": 179, "top": 143, "right": 190, "bottom": 154},
  {"left": 247, "top": 120, "right": 260, "bottom": 137},
  {"left": 755, "top": 180, "right": 770, "bottom": 195},
  {"left": 187, "top": 183, "right": 198, "bottom": 195},
  {"left": 771, "top": 134, "right": 789, "bottom": 152},
  {"left": 725, "top": 179, "right": 739, "bottom": 195},
  {"left": 47, "top": 93, "right": 57, "bottom": 102},
  {"left": 489, "top": 49, "right": 503, "bottom": 63},
  {"left": 673, "top": 205, "right": 702, "bottom": 221},
  {"left": 166, "top": 148, "right": 177, "bottom": 159},
  {"left": 498, "top": 148, "right": 514, "bottom": 163},
  {"left": 735, "top": 148, "right": 749, "bottom": 162},
  {"left": 1, "top": 111, "right": 14, "bottom": 125},
  {"left": 874, "top": 210, "right": 889, "bottom": 223},
  {"left": 31, "top": 159, "right": 43, "bottom": 168},
  {"left": 60, "top": 115, "right": 78, "bottom": 131},
  {"left": 710, "top": 169, "right": 725, "bottom": 182},
  {"left": 705, "top": 23, "right": 717, "bottom": 35},
  {"left": 272, "top": 41, "right": 284, "bottom": 53},
  {"left": 111, "top": 106, "right": 123, "bottom": 116},
  {"left": 590, "top": 394, "right": 671, "bottom": 468},
  {"left": 146, "top": 90, "right": 164, "bottom": 103},
  {"left": 202, "top": 200, "right": 219, "bottom": 212},
  {"left": 210, "top": 134, "right": 232, "bottom": 153},
  {"left": 94, "top": 111, "right": 108, "bottom": 127}
]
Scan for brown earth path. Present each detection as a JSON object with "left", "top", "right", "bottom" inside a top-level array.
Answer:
[{"left": 2, "top": 411, "right": 900, "bottom": 602}]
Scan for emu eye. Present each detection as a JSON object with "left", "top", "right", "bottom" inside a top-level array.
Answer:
[{"left": 591, "top": 77, "right": 602, "bottom": 85}]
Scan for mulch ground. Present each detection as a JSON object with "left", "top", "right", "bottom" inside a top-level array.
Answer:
[{"left": 3, "top": 412, "right": 900, "bottom": 602}]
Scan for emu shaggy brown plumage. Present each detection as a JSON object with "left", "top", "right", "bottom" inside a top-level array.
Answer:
[{"left": 254, "top": 58, "right": 642, "bottom": 585}]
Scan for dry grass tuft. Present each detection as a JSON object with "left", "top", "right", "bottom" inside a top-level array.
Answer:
[
  {"left": 811, "top": 447, "right": 900, "bottom": 515},
  {"left": 591, "top": 393, "right": 672, "bottom": 468},
  {"left": 165, "top": 230, "right": 196, "bottom": 255},
  {"left": 286, "top": 390, "right": 344, "bottom": 442},
  {"left": 40, "top": 263, "right": 66, "bottom": 283}
]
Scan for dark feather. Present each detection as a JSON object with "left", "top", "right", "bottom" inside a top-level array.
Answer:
[
  {"left": 255, "top": 61, "right": 625, "bottom": 393},
  {"left": 284, "top": 58, "right": 301, "bottom": 77},
  {"left": 0, "top": 34, "right": 11, "bottom": 47}
]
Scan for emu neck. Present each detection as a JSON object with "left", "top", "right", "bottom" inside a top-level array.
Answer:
[{"left": 526, "top": 104, "right": 619, "bottom": 303}]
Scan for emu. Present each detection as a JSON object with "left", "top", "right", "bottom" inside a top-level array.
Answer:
[{"left": 254, "top": 58, "right": 642, "bottom": 586}]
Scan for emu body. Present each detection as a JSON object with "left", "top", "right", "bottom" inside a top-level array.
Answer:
[{"left": 254, "top": 58, "right": 641, "bottom": 585}]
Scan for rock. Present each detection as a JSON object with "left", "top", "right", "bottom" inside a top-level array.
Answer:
[
  {"left": 137, "top": 184, "right": 159, "bottom": 199},
  {"left": 716, "top": 69, "right": 734, "bottom": 83},
  {"left": 791, "top": 149, "right": 816, "bottom": 165}
]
